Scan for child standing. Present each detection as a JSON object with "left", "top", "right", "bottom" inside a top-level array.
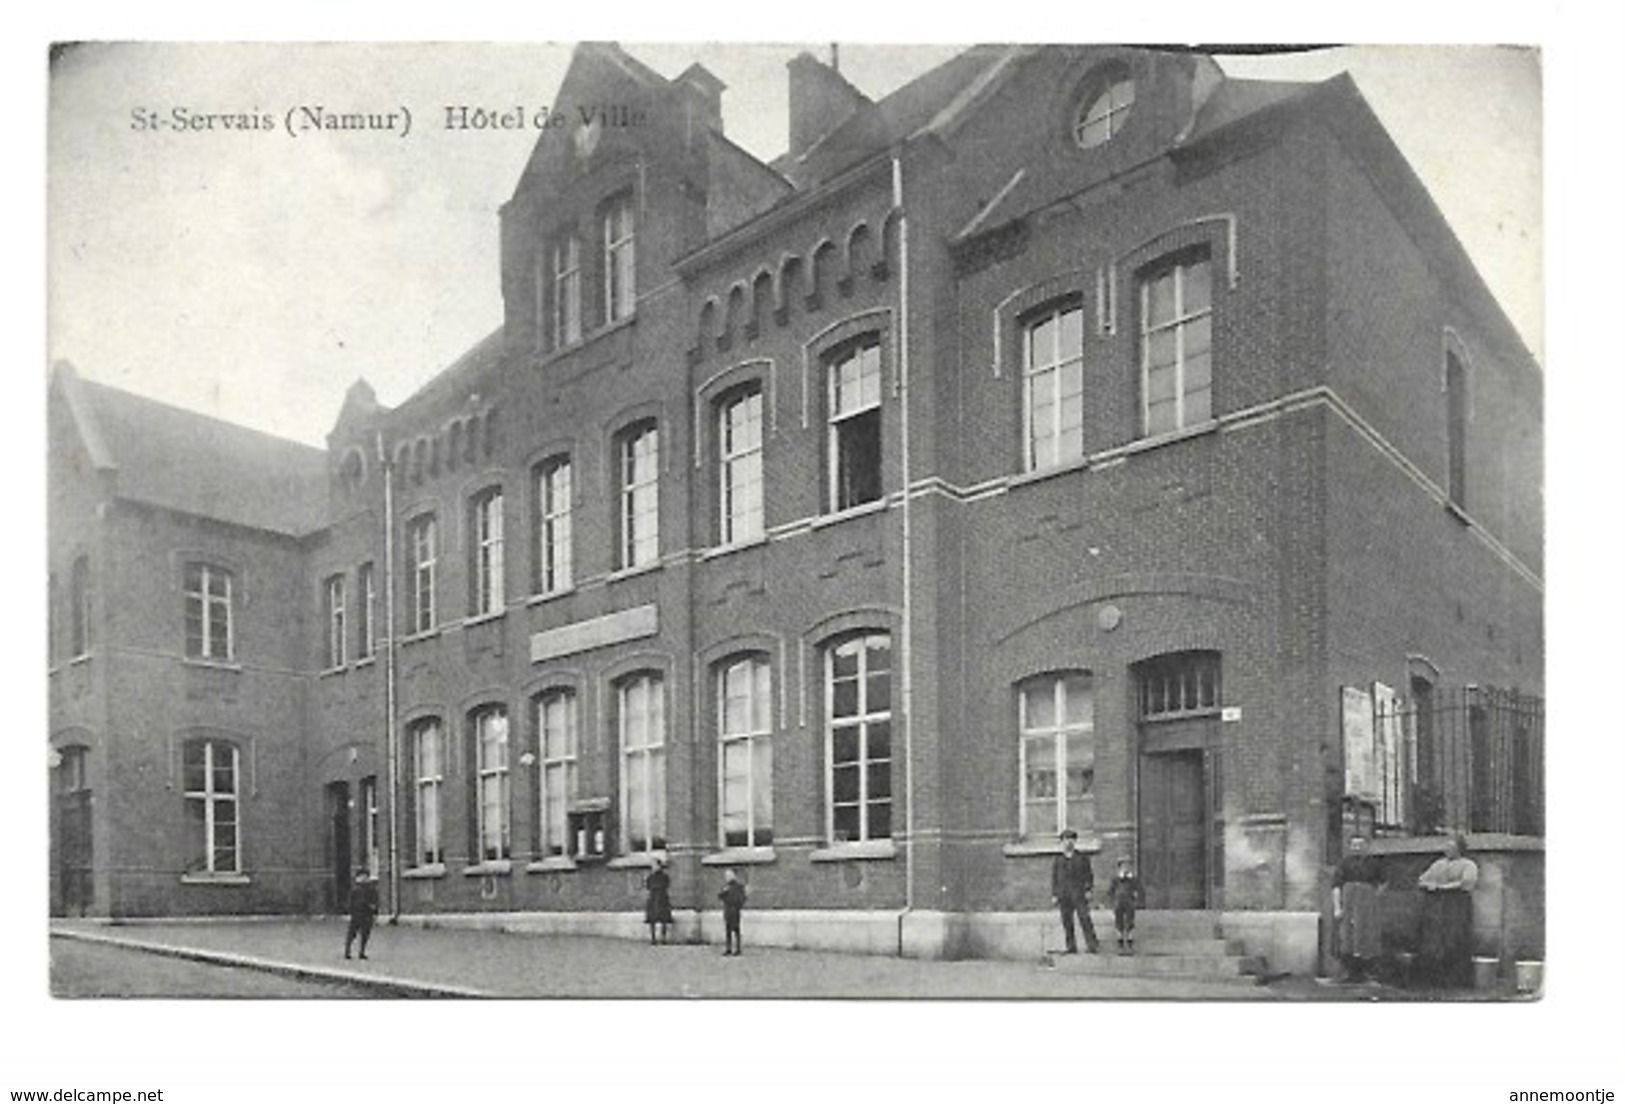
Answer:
[
  {"left": 718, "top": 868, "right": 747, "bottom": 956},
  {"left": 1108, "top": 856, "right": 1143, "bottom": 954}
]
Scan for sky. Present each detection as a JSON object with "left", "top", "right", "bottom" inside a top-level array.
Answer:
[{"left": 47, "top": 42, "right": 1542, "bottom": 447}]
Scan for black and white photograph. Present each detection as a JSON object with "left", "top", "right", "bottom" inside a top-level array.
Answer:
[{"left": 16, "top": 6, "right": 1625, "bottom": 1101}]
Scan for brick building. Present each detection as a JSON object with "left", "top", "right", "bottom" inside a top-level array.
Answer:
[{"left": 48, "top": 44, "right": 1543, "bottom": 974}]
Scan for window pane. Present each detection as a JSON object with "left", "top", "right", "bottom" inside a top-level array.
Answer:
[
  {"left": 833, "top": 804, "right": 860, "bottom": 843},
  {"left": 1145, "top": 399, "right": 1177, "bottom": 437},
  {"left": 1146, "top": 330, "right": 1177, "bottom": 373},
  {"left": 832, "top": 678, "right": 858, "bottom": 719},
  {"left": 1184, "top": 314, "right": 1211, "bottom": 361},
  {"left": 867, "top": 802, "right": 891, "bottom": 839},
  {"left": 868, "top": 720, "right": 891, "bottom": 762},
  {"left": 1146, "top": 271, "right": 1176, "bottom": 326},
  {"left": 1027, "top": 799, "right": 1058, "bottom": 838},
  {"left": 869, "top": 761, "right": 891, "bottom": 801},
  {"left": 831, "top": 642, "right": 859, "bottom": 680},
  {"left": 1024, "top": 683, "right": 1056, "bottom": 730},
  {"left": 865, "top": 668, "right": 891, "bottom": 714},
  {"left": 832, "top": 725, "right": 860, "bottom": 766},
  {"left": 1057, "top": 307, "right": 1083, "bottom": 357},
  {"left": 1183, "top": 259, "right": 1212, "bottom": 314},
  {"left": 1030, "top": 315, "right": 1055, "bottom": 364},
  {"left": 752, "top": 739, "right": 773, "bottom": 831},
  {"left": 1062, "top": 673, "right": 1093, "bottom": 726}
]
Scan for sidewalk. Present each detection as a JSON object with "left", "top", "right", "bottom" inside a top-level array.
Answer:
[{"left": 50, "top": 917, "right": 1285, "bottom": 1000}]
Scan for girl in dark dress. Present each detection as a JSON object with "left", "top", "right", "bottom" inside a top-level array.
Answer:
[
  {"left": 644, "top": 857, "right": 673, "bottom": 945},
  {"left": 1331, "top": 835, "right": 1384, "bottom": 982}
]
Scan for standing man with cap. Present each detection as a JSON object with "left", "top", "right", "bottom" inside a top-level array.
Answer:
[{"left": 1051, "top": 828, "right": 1100, "bottom": 954}]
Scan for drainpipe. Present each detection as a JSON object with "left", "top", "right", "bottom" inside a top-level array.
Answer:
[
  {"left": 892, "top": 152, "right": 916, "bottom": 957},
  {"left": 379, "top": 432, "right": 402, "bottom": 922}
]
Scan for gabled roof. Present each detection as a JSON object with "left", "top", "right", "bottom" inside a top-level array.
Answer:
[{"left": 53, "top": 363, "right": 330, "bottom": 537}]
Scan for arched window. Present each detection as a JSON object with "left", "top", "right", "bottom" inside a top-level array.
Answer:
[
  {"left": 533, "top": 455, "right": 573, "bottom": 595},
  {"left": 619, "top": 673, "right": 666, "bottom": 855},
  {"left": 472, "top": 705, "right": 511, "bottom": 862},
  {"left": 616, "top": 422, "right": 659, "bottom": 570},
  {"left": 717, "top": 385, "right": 765, "bottom": 545},
  {"left": 70, "top": 555, "right": 92, "bottom": 658},
  {"left": 183, "top": 563, "right": 233, "bottom": 661},
  {"left": 409, "top": 718, "right": 445, "bottom": 867},
  {"left": 826, "top": 337, "right": 883, "bottom": 512},
  {"left": 1139, "top": 248, "right": 1213, "bottom": 437},
  {"left": 469, "top": 487, "right": 505, "bottom": 618},
  {"left": 602, "top": 193, "right": 636, "bottom": 324},
  {"left": 183, "top": 739, "right": 240, "bottom": 875},
  {"left": 535, "top": 688, "right": 578, "bottom": 858},
  {"left": 1022, "top": 298, "right": 1086, "bottom": 470},
  {"left": 718, "top": 655, "right": 773, "bottom": 848},
  {"left": 825, "top": 633, "right": 892, "bottom": 843}
]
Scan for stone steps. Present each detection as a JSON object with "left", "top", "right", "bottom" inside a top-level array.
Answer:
[{"left": 1045, "top": 912, "right": 1258, "bottom": 981}]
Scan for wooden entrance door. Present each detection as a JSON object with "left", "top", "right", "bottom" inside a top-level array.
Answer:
[
  {"left": 327, "top": 781, "right": 351, "bottom": 913},
  {"left": 1140, "top": 750, "right": 1206, "bottom": 908}
]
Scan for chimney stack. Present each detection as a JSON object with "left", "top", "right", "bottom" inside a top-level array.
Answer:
[
  {"left": 675, "top": 62, "right": 726, "bottom": 135},
  {"left": 787, "top": 51, "right": 870, "bottom": 160}
]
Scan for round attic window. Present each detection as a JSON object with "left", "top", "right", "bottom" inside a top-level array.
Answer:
[{"left": 1073, "top": 74, "right": 1136, "bottom": 149}]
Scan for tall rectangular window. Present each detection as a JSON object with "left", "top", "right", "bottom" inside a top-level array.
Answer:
[
  {"left": 827, "top": 633, "right": 892, "bottom": 843},
  {"left": 618, "top": 424, "right": 659, "bottom": 570},
  {"left": 719, "top": 387, "right": 764, "bottom": 545},
  {"left": 603, "top": 195, "right": 635, "bottom": 324},
  {"left": 356, "top": 562, "right": 376, "bottom": 659},
  {"left": 535, "top": 457, "right": 573, "bottom": 595},
  {"left": 553, "top": 234, "right": 582, "bottom": 348},
  {"left": 719, "top": 656, "right": 773, "bottom": 848},
  {"left": 183, "top": 563, "right": 233, "bottom": 661},
  {"left": 412, "top": 718, "right": 443, "bottom": 866},
  {"left": 470, "top": 489, "right": 505, "bottom": 618},
  {"left": 1019, "top": 673, "right": 1096, "bottom": 838},
  {"left": 1140, "top": 251, "right": 1212, "bottom": 436},
  {"left": 407, "top": 514, "right": 437, "bottom": 635},
  {"left": 1446, "top": 350, "right": 1467, "bottom": 508},
  {"left": 536, "top": 689, "right": 577, "bottom": 858},
  {"left": 619, "top": 674, "right": 666, "bottom": 854},
  {"left": 827, "top": 339, "right": 883, "bottom": 512},
  {"left": 183, "top": 739, "right": 240, "bottom": 875},
  {"left": 1023, "top": 301, "right": 1085, "bottom": 470},
  {"left": 324, "top": 574, "right": 346, "bottom": 669},
  {"left": 70, "top": 555, "right": 91, "bottom": 658},
  {"left": 359, "top": 775, "right": 379, "bottom": 877},
  {"left": 474, "top": 706, "right": 510, "bottom": 862}
]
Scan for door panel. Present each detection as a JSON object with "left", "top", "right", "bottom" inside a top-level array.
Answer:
[
  {"left": 327, "top": 781, "right": 351, "bottom": 913},
  {"left": 1140, "top": 750, "right": 1206, "bottom": 909}
]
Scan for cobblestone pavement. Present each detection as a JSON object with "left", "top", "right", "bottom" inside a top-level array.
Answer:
[
  {"left": 50, "top": 918, "right": 1284, "bottom": 1000},
  {"left": 50, "top": 937, "right": 370, "bottom": 998}
]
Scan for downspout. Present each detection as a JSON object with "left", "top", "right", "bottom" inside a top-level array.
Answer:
[
  {"left": 892, "top": 152, "right": 915, "bottom": 956},
  {"left": 379, "top": 432, "right": 402, "bottom": 923}
]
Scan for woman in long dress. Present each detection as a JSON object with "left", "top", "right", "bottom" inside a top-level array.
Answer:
[
  {"left": 644, "top": 857, "right": 674, "bottom": 945},
  {"left": 1417, "top": 834, "right": 1479, "bottom": 988},
  {"left": 1332, "top": 835, "right": 1383, "bottom": 982}
]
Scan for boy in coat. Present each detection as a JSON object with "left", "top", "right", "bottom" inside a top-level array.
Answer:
[
  {"left": 718, "top": 868, "right": 747, "bottom": 956},
  {"left": 1108, "top": 856, "right": 1144, "bottom": 954},
  {"left": 344, "top": 869, "right": 379, "bottom": 960}
]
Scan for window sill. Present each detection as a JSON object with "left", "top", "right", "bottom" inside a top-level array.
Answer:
[
  {"left": 402, "top": 863, "right": 447, "bottom": 880},
  {"left": 401, "top": 629, "right": 440, "bottom": 646},
  {"left": 538, "top": 314, "right": 636, "bottom": 367},
  {"left": 527, "top": 587, "right": 577, "bottom": 607},
  {"left": 607, "top": 851, "right": 668, "bottom": 870},
  {"left": 701, "top": 847, "right": 777, "bottom": 867},
  {"left": 811, "top": 499, "right": 888, "bottom": 530},
  {"left": 809, "top": 840, "right": 897, "bottom": 863},
  {"left": 1008, "top": 455, "right": 1091, "bottom": 490},
  {"left": 700, "top": 535, "right": 768, "bottom": 562},
  {"left": 180, "top": 872, "right": 251, "bottom": 886},
  {"left": 606, "top": 562, "right": 662, "bottom": 584},
  {"left": 318, "top": 665, "right": 347, "bottom": 678},
  {"left": 525, "top": 856, "right": 579, "bottom": 874},
  {"left": 354, "top": 655, "right": 377, "bottom": 669},
  {"left": 68, "top": 652, "right": 94, "bottom": 667},
  {"left": 1002, "top": 839, "right": 1101, "bottom": 858},
  {"left": 463, "top": 610, "right": 506, "bottom": 629},
  {"left": 182, "top": 657, "right": 242, "bottom": 673},
  {"left": 464, "top": 860, "right": 513, "bottom": 877},
  {"left": 1123, "top": 418, "right": 1220, "bottom": 458}
]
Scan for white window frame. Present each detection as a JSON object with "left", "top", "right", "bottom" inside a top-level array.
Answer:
[
  {"left": 619, "top": 673, "right": 666, "bottom": 855},
  {"left": 536, "top": 688, "right": 578, "bottom": 859},
  {"left": 1022, "top": 301, "right": 1086, "bottom": 471},
  {"left": 183, "top": 739, "right": 241, "bottom": 875},
  {"left": 407, "top": 514, "right": 437, "bottom": 635},
  {"left": 825, "top": 633, "right": 893, "bottom": 843},
  {"left": 603, "top": 195, "right": 635, "bottom": 324},
  {"left": 357, "top": 562, "right": 376, "bottom": 658},
  {"left": 536, "top": 456, "right": 573, "bottom": 595},
  {"left": 1018, "top": 673, "right": 1096, "bottom": 839},
  {"left": 826, "top": 340, "right": 883, "bottom": 513},
  {"left": 324, "top": 574, "right": 346, "bottom": 669},
  {"left": 718, "top": 655, "right": 773, "bottom": 849},
  {"left": 1074, "top": 77, "right": 1135, "bottom": 149},
  {"left": 471, "top": 488, "right": 505, "bottom": 618},
  {"left": 619, "top": 424, "right": 659, "bottom": 570},
  {"left": 412, "top": 719, "right": 444, "bottom": 866},
  {"left": 1139, "top": 252, "right": 1213, "bottom": 437},
  {"left": 183, "top": 563, "right": 234, "bottom": 661},
  {"left": 719, "top": 387, "right": 765, "bottom": 545},
  {"left": 359, "top": 774, "right": 380, "bottom": 877},
  {"left": 474, "top": 706, "right": 511, "bottom": 862},
  {"left": 553, "top": 234, "right": 582, "bottom": 348}
]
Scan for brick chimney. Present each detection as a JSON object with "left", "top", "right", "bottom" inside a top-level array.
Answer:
[
  {"left": 676, "top": 62, "right": 726, "bottom": 134},
  {"left": 787, "top": 51, "right": 870, "bottom": 159}
]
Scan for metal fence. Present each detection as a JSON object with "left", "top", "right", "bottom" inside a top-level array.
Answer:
[{"left": 1372, "top": 686, "right": 1543, "bottom": 837}]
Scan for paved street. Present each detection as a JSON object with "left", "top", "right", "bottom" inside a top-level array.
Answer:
[
  {"left": 50, "top": 936, "right": 371, "bottom": 998},
  {"left": 50, "top": 918, "right": 1283, "bottom": 1000}
]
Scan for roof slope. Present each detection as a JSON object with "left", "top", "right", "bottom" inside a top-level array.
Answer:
[{"left": 63, "top": 369, "right": 330, "bottom": 536}]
